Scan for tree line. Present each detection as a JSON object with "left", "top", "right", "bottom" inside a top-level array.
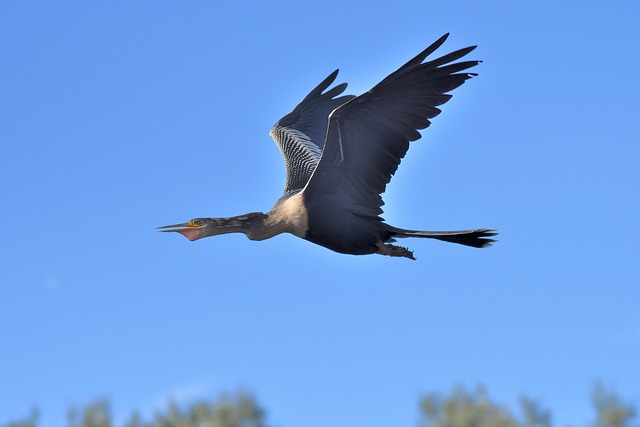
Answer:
[{"left": 4, "top": 383, "right": 637, "bottom": 427}]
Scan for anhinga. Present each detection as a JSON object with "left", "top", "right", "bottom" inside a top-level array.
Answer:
[{"left": 159, "top": 34, "right": 496, "bottom": 260}]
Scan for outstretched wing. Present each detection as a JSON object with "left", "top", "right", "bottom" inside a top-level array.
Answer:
[
  {"left": 305, "top": 33, "right": 480, "bottom": 217},
  {"left": 270, "top": 70, "right": 355, "bottom": 195}
]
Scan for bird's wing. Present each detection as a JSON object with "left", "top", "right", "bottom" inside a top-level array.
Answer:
[
  {"left": 270, "top": 70, "right": 355, "bottom": 195},
  {"left": 304, "top": 34, "right": 479, "bottom": 218}
]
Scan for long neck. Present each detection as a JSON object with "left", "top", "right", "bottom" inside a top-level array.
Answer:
[
  {"left": 201, "top": 212, "right": 272, "bottom": 241},
  {"left": 201, "top": 193, "right": 309, "bottom": 241}
]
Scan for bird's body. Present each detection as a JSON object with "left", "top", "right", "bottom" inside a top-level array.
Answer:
[{"left": 159, "top": 34, "right": 497, "bottom": 260}]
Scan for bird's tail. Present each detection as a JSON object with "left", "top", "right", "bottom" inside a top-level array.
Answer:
[{"left": 388, "top": 227, "right": 497, "bottom": 248}]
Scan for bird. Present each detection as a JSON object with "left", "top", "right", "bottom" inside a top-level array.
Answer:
[{"left": 158, "top": 33, "right": 497, "bottom": 260}]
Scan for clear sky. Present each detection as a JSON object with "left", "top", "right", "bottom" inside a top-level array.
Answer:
[{"left": 1, "top": 1, "right": 639, "bottom": 427}]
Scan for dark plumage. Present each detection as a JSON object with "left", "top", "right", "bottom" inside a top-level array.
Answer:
[{"left": 159, "top": 34, "right": 497, "bottom": 260}]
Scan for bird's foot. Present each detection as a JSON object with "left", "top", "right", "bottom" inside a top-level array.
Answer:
[{"left": 375, "top": 242, "right": 416, "bottom": 260}]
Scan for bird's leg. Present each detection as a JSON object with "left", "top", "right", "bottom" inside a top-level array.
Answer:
[{"left": 375, "top": 242, "right": 416, "bottom": 260}]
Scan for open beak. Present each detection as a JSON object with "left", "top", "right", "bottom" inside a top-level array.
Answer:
[{"left": 157, "top": 220, "right": 205, "bottom": 241}]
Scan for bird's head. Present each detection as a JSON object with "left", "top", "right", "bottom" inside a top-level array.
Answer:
[{"left": 157, "top": 218, "right": 208, "bottom": 241}]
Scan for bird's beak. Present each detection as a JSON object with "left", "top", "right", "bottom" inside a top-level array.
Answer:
[{"left": 157, "top": 220, "right": 205, "bottom": 241}]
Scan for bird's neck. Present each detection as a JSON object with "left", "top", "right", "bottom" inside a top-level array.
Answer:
[
  {"left": 201, "top": 213, "right": 270, "bottom": 240},
  {"left": 201, "top": 194, "right": 309, "bottom": 241}
]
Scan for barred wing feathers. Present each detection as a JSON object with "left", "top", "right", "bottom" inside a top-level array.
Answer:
[{"left": 270, "top": 70, "right": 355, "bottom": 195}]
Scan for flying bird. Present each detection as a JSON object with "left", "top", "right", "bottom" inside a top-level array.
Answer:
[{"left": 159, "top": 33, "right": 496, "bottom": 260}]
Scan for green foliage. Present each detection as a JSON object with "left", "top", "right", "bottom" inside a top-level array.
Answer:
[
  {"left": 3, "top": 392, "right": 266, "bottom": 427},
  {"left": 3, "top": 385, "right": 637, "bottom": 427},
  {"left": 67, "top": 399, "right": 112, "bottom": 427},
  {"left": 419, "top": 384, "right": 636, "bottom": 427},
  {"left": 419, "top": 385, "right": 548, "bottom": 427},
  {"left": 140, "top": 393, "right": 266, "bottom": 427},
  {"left": 591, "top": 382, "right": 637, "bottom": 427},
  {"left": 2, "top": 409, "right": 38, "bottom": 427},
  {"left": 518, "top": 396, "right": 551, "bottom": 427}
]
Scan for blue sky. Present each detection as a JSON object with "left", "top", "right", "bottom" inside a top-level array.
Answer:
[{"left": 1, "top": 1, "right": 639, "bottom": 427}]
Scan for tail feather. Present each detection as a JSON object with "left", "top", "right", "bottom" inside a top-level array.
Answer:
[{"left": 388, "top": 227, "right": 498, "bottom": 248}]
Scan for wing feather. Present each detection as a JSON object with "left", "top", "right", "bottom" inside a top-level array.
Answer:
[
  {"left": 270, "top": 70, "right": 355, "bottom": 195},
  {"left": 304, "top": 34, "right": 480, "bottom": 218}
]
